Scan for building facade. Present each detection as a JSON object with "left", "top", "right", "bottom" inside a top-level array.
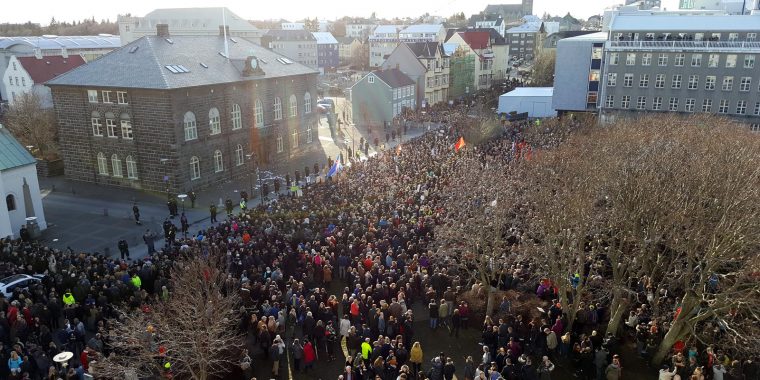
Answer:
[
  {"left": 482, "top": 1, "right": 534, "bottom": 24},
  {"left": 346, "top": 22, "right": 375, "bottom": 38},
  {"left": 350, "top": 68, "right": 416, "bottom": 126},
  {"left": 3, "top": 53, "right": 85, "bottom": 107},
  {"left": 312, "top": 32, "right": 339, "bottom": 72},
  {"left": 506, "top": 21, "right": 545, "bottom": 60},
  {"left": 47, "top": 30, "right": 320, "bottom": 193},
  {"left": 0, "top": 35, "right": 119, "bottom": 102},
  {"left": 398, "top": 24, "right": 447, "bottom": 43},
  {"left": 263, "top": 30, "right": 318, "bottom": 68},
  {"left": 337, "top": 37, "right": 365, "bottom": 66},
  {"left": 117, "top": 7, "right": 263, "bottom": 46},
  {"left": 0, "top": 126, "right": 47, "bottom": 239},
  {"left": 446, "top": 31, "right": 497, "bottom": 91},
  {"left": 369, "top": 25, "right": 404, "bottom": 68},
  {"left": 381, "top": 42, "right": 451, "bottom": 107}
]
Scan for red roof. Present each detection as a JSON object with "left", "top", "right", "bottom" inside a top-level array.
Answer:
[
  {"left": 17, "top": 55, "right": 86, "bottom": 84},
  {"left": 458, "top": 31, "right": 491, "bottom": 50}
]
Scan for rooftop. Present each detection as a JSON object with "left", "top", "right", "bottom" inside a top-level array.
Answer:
[
  {"left": 400, "top": 24, "right": 444, "bottom": 34},
  {"left": 130, "top": 7, "right": 259, "bottom": 33},
  {"left": 501, "top": 87, "right": 554, "bottom": 97},
  {"left": 372, "top": 25, "right": 403, "bottom": 35},
  {"left": 446, "top": 27, "right": 507, "bottom": 45},
  {"left": 405, "top": 42, "right": 448, "bottom": 58},
  {"left": 311, "top": 32, "right": 339, "bottom": 45},
  {"left": 0, "top": 126, "right": 36, "bottom": 172},
  {"left": 560, "top": 31, "right": 608, "bottom": 42},
  {"left": 506, "top": 21, "right": 543, "bottom": 34},
  {"left": 17, "top": 55, "right": 86, "bottom": 84},
  {"left": 610, "top": 13, "right": 760, "bottom": 32},
  {"left": 265, "top": 29, "right": 317, "bottom": 40},
  {"left": 372, "top": 68, "right": 415, "bottom": 88},
  {"left": 0, "top": 35, "right": 121, "bottom": 51},
  {"left": 47, "top": 35, "right": 318, "bottom": 89},
  {"left": 456, "top": 31, "right": 493, "bottom": 50}
]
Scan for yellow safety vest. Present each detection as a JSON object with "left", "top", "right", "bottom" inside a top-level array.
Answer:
[{"left": 62, "top": 293, "right": 75, "bottom": 306}]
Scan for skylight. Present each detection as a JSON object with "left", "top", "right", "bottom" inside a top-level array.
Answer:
[
  {"left": 200, "top": 62, "right": 208, "bottom": 68},
  {"left": 230, "top": 37, "right": 238, "bottom": 43},
  {"left": 128, "top": 46, "right": 139, "bottom": 53},
  {"left": 165, "top": 38, "right": 174, "bottom": 44},
  {"left": 165, "top": 65, "right": 190, "bottom": 74},
  {"left": 276, "top": 57, "right": 294, "bottom": 65},
  {"left": 218, "top": 51, "right": 228, "bottom": 58}
]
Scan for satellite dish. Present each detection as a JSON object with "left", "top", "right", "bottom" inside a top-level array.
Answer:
[{"left": 54, "top": 351, "right": 74, "bottom": 363}]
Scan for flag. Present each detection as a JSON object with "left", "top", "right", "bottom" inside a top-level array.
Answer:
[
  {"left": 454, "top": 137, "right": 465, "bottom": 152},
  {"left": 327, "top": 154, "right": 343, "bottom": 177}
]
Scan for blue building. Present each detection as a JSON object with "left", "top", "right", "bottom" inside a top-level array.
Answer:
[{"left": 312, "top": 32, "right": 339, "bottom": 73}]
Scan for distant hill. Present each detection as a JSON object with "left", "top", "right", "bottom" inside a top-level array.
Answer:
[{"left": 0, "top": 17, "right": 118, "bottom": 37}]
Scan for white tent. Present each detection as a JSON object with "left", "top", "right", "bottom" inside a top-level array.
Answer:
[{"left": 498, "top": 87, "right": 557, "bottom": 118}]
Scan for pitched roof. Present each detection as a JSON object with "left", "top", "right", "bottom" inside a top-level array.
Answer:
[
  {"left": 0, "top": 126, "right": 36, "bottom": 171},
  {"left": 400, "top": 24, "right": 443, "bottom": 34},
  {"left": 265, "top": 29, "right": 316, "bottom": 40},
  {"left": 546, "top": 30, "right": 599, "bottom": 40},
  {"left": 47, "top": 35, "right": 318, "bottom": 89},
  {"left": 311, "top": 32, "right": 339, "bottom": 45},
  {"left": 372, "top": 25, "right": 403, "bottom": 36},
  {"left": 445, "top": 28, "right": 506, "bottom": 45},
  {"left": 405, "top": 42, "right": 448, "bottom": 58},
  {"left": 506, "top": 21, "right": 543, "bottom": 34},
  {"left": 17, "top": 55, "right": 86, "bottom": 84},
  {"left": 0, "top": 35, "right": 120, "bottom": 51},
  {"left": 373, "top": 68, "right": 415, "bottom": 88},
  {"left": 457, "top": 31, "right": 492, "bottom": 50},
  {"left": 138, "top": 7, "right": 258, "bottom": 32}
]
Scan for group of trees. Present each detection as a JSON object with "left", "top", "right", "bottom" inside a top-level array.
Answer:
[
  {"left": 436, "top": 115, "right": 760, "bottom": 365},
  {"left": 2, "top": 93, "right": 58, "bottom": 160},
  {"left": 0, "top": 17, "right": 117, "bottom": 37}
]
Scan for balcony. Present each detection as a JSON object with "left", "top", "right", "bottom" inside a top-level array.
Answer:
[{"left": 606, "top": 40, "right": 760, "bottom": 52}]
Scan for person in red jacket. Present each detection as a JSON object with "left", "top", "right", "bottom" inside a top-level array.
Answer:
[{"left": 304, "top": 339, "right": 316, "bottom": 373}]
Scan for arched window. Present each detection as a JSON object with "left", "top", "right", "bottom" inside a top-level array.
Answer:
[
  {"left": 5, "top": 194, "right": 16, "bottom": 211},
  {"left": 190, "top": 156, "right": 201, "bottom": 180},
  {"left": 236, "top": 144, "right": 244, "bottom": 166},
  {"left": 111, "top": 154, "right": 123, "bottom": 177},
  {"left": 184, "top": 111, "right": 198, "bottom": 141},
  {"left": 120, "top": 113, "right": 133, "bottom": 139},
  {"left": 97, "top": 152, "right": 108, "bottom": 175},
  {"left": 91, "top": 111, "right": 102, "bottom": 136},
  {"left": 231, "top": 104, "right": 242, "bottom": 130},
  {"left": 273, "top": 97, "right": 282, "bottom": 120},
  {"left": 126, "top": 155, "right": 138, "bottom": 179},
  {"left": 214, "top": 150, "right": 224, "bottom": 172},
  {"left": 304, "top": 92, "right": 312, "bottom": 114},
  {"left": 209, "top": 107, "right": 221, "bottom": 135},
  {"left": 289, "top": 94, "right": 298, "bottom": 117},
  {"left": 254, "top": 99, "right": 264, "bottom": 127}
]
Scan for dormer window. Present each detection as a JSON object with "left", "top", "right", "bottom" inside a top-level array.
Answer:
[{"left": 368, "top": 75, "right": 375, "bottom": 84}]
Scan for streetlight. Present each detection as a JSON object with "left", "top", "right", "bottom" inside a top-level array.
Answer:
[
  {"left": 246, "top": 153, "right": 263, "bottom": 201},
  {"left": 160, "top": 158, "right": 169, "bottom": 200},
  {"left": 177, "top": 194, "right": 187, "bottom": 213}
]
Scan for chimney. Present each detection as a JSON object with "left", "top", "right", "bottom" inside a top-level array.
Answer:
[
  {"left": 61, "top": 47, "right": 68, "bottom": 59},
  {"left": 219, "top": 25, "right": 230, "bottom": 36},
  {"left": 396, "top": 63, "right": 400, "bottom": 70},
  {"left": 156, "top": 24, "right": 169, "bottom": 37},
  {"left": 34, "top": 48, "right": 42, "bottom": 59}
]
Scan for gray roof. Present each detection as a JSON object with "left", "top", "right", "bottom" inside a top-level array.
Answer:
[
  {"left": 405, "top": 42, "right": 448, "bottom": 58},
  {"left": 400, "top": 24, "right": 444, "bottom": 34},
  {"left": 610, "top": 14, "right": 760, "bottom": 32},
  {"left": 265, "top": 29, "right": 316, "bottom": 41},
  {"left": 0, "top": 35, "right": 120, "bottom": 51},
  {"left": 47, "top": 35, "right": 318, "bottom": 90},
  {"left": 135, "top": 7, "right": 258, "bottom": 32},
  {"left": 311, "top": 32, "right": 339, "bottom": 45},
  {"left": 0, "top": 127, "right": 36, "bottom": 171},
  {"left": 373, "top": 68, "right": 415, "bottom": 88},
  {"left": 506, "top": 21, "right": 543, "bottom": 34}
]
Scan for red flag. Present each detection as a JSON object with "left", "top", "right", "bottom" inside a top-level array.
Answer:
[{"left": 454, "top": 137, "right": 465, "bottom": 152}]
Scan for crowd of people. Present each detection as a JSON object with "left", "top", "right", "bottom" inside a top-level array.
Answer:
[{"left": 1, "top": 95, "right": 758, "bottom": 380}]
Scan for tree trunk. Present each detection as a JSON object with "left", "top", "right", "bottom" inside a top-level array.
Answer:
[
  {"left": 485, "top": 286, "right": 496, "bottom": 317},
  {"left": 605, "top": 295, "right": 626, "bottom": 336},
  {"left": 651, "top": 320, "right": 686, "bottom": 366}
]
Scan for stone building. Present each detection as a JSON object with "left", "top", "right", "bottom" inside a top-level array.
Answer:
[{"left": 47, "top": 26, "right": 319, "bottom": 193}]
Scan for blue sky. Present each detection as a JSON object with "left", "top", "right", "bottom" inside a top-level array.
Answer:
[{"left": 4, "top": 0, "right": 622, "bottom": 25}]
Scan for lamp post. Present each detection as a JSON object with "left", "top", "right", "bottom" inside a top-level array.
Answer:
[
  {"left": 177, "top": 194, "right": 187, "bottom": 213},
  {"left": 160, "top": 158, "right": 169, "bottom": 200}
]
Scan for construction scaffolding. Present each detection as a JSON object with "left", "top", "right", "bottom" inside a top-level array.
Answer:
[{"left": 449, "top": 49, "right": 475, "bottom": 100}]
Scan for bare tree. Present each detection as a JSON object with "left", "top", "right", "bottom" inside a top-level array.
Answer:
[
  {"left": 92, "top": 256, "right": 244, "bottom": 380},
  {"left": 4, "top": 92, "right": 58, "bottom": 159},
  {"left": 530, "top": 51, "right": 556, "bottom": 86}
]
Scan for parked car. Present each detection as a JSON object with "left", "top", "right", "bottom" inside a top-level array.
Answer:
[{"left": 0, "top": 274, "right": 44, "bottom": 298}]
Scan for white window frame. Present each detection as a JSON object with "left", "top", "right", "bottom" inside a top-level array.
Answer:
[
  {"left": 655, "top": 74, "right": 665, "bottom": 89},
  {"left": 273, "top": 97, "right": 282, "bottom": 120},
  {"left": 276, "top": 136, "right": 284, "bottom": 153},
  {"left": 111, "top": 154, "right": 122, "bottom": 177},
  {"left": 652, "top": 97, "right": 663, "bottom": 111},
  {"left": 209, "top": 107, "right": 221, "bottom": 135},
  {"left": 702, "top": 99, "right": 713, "bottom": 112},
  {"left": 691, "top": 54, "right": 702, "bottom": 67},
  {"left": 126, "top": 156, "right": 138, "bottom": 179},
  {"left": 292, "top": 129, "right": 299, "bottom": 149},
  {"left": 120, "top": 120, "right": 133, "bottom": 140},
  {"left": 623, "top": 73, "right": 633, "bottom": 87},
  {"left": 190, "top": 156, "right": 201, "bottom": 180},
  {"left": 685, "top": 98, "right": 695, "bottom": 113},
  {"left": 636, "top": 96, "right": 646, "bottom": 110},
  {"left": 626, "top": 53, "right": 636, "bottom": 65},
  {"left": 639, "top": 74, "right": 649, "bottom": 88},
  {"left": 231, "top": 104, "right": 242, "bottom": 130},
  {"left": 642, "top": 53, "right": 651, "bottom": 66},
  {"left": 106, "top": 118, "right": 117, "bottom": 138},
  {"left": 621, "top": 95, "right": 630, "bottom": 109},
  {"left": 705, "top": 76, "right": 716, "bottom": 90},
  {"left": 740, "top": 77, "right": 751, "bottom": 92},
  {"left": 725, "top": 54, "right": 737, "bottom": 68},
  {"left": 88, "top": 90, "right": 98, "bottom": 103},
  {"left": 668, "top": 97, "right": 679, "bottom": 112},
  {"left": 658, "top": 53, "right": 668, "bottom": 66},
  {"left": 744, "top": 55, "right": 755, "bottom": 69},
  {"left": 718, "top": 99, "right": 729, "bottom": 114},
  {"left": 97, "top": 153, "right": 108, "bottom": 175},
  {"left": 368, "top": 75, "right": 375, "bottom": 83},
  {"left": 609, "top": 52, "right": 619, "bottom": 65},
  {"left": 607, "top": 73, "right": 617, "bottom": 87},
  {"left": 722, "top": 76, "right": 733, "bottom": 91},
  {"left": 755, "top": 102, "right": 760, "bottom": 116},
  {"left": 236, "top": 144, "right": 244, "bottom": 166},
  {"left": 289, "top": 94, "right": 298, "bottom": 118},
  {"left": 708, "top": 54, "right": 719, "bottom": 68},
  {"left": 688, "top": 75, "right": 698, "bottom": 90},
  {"left": 91, "top": 117, "right": 102, "bottom": 136},
  {"left": 116, "top": 91, "right": 128, "bottom": 104},
  {"left": 254, "top": 99, "right": 264, "bottom": 127},
  {"left": 605, "top": 95, "right": 614, "bottom": 108},
  {"left": 304, "top": 92, "right": 312, "bottom": 114},
  {"left": 671, "top": 74, "right": 682, "bottom": 89},
  {"left": 306, "top": 124, "right": 313, "bottom": 143},
  {"left": 184, "top": 112, "right": 198, "bottom": 141},
  {"left": 674, "top": 53, "right": 685, "bottom": 67},
  {"left": 102, "top": 90, "right": 113, "bottom": 103},
  {"left": 214, "top": 150, "right": 224, "bottom": 172},
  {"left": 736, "top": 100, "right": 747, "bottom": 115}
]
